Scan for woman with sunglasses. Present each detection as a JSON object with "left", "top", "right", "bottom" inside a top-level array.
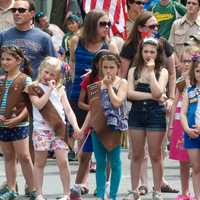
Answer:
[
  {"left": 69, "top": 10, "right": 118, "bottom": 198},
  {"left": 120, "top": 11, "right": 177, "bottom": 196}
]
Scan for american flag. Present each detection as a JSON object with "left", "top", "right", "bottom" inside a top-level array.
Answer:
[{"left": 82, "top": 0, "right": 128, "bottom": 39}]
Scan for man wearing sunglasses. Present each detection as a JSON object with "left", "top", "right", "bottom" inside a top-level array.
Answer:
[
  {"left": 0, "top": 0, "right": 56, "bottom": 80},
  {"left": 0, "top": 0, "right": 15, "bottom": 32},
  {"left": 126, "top": 0, "right": 145, "bottom": 36}
]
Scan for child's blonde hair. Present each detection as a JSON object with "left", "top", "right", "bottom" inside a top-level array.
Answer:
[
  {"left": 180, "top": 46, "right": 200, "bottom": 62},
  {"left": 36, "top": 56, "right": 63, "bottom": 88}
]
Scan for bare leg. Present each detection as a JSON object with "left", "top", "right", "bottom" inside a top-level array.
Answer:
[
  {"left": 187, "top": 149, "right": 200, "bottom": 200},
  {"left": 34, "top": 151, "right": 48, "bottom": 195},
  {"left": 75, "top": 151, "right": 91, "bottom": 186},
  {"left": 180, "top": 161, "right": 190, "bottom": 196},
  {"left": 129, "top": 129, "right": 146, "bottom": 191},
  {"left": 55, "top": 149, "right": 70, "bottom": 195},
  {"left": 147, "top": 131, "right": 165, "bottom": 192},
  {"left": 0, "top": 142, "right": 16, "bottom": 191},
  {"left": 13, "top": 137, "right": 34, "bottom": 191}
]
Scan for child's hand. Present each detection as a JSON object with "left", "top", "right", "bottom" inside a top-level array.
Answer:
[
  {"left": 187, "top": 127, "right": 200, "bottom": 138},
  {"left": 3, "top": 118, "right": 18, "bottom": 128},
  {"left": 103, "top": 75, "right": 113, "bottom": 87},
  {"left": 192, "top": 125, "right": 200, "bottom": 134},
  {"left": 48, "top": 80, "right": 56, "bottom": 90},
  {"left": 73, "top": 128, "right": 83, "bottom": 140},
  {"left": 146, "top": 59, "right": 155, "bottom": 71}
]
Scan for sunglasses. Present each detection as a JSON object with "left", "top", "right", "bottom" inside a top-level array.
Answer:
[
  {"left": 134, "top": 1, "right": 145, "bottom": 5},
  {"left": 146, "top": 24, "right": 159, "bottom": 30},
  {"left": 11, "top": 7, "right": 29, "bottom": 14},
  {"left": 99, "top": 21, "right": 112, "bottom": 28},
  {"left": 182, "top": 59, "right": 192, "bottom": 64},
  {"left": 187, "top": 1, "right": 198, "bottom": 5}
]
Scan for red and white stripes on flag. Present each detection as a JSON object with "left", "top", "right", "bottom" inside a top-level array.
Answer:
[{"left": 82, "top": 0, "right": 128, "bottom": 39}]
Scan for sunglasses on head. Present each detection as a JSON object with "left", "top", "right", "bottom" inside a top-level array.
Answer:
[
  {"left": 99, "top": 21, "right": 112, "bottom": 28},
  {"left": 146, "top": 24, "right": 159, "bottom": 30},
  {"left": 11, "top": 7, "right": 29, "bottom": 14}
]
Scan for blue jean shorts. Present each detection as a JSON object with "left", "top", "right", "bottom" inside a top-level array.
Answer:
[
  {"left": 128, "top": 100, "right": 166, "bottom": 132},
  {"left": 184, "top": 133, "right": 200, "bottom": 149},
  {"left": 0, "top": 126, "right": 30, "bottom": 142}
]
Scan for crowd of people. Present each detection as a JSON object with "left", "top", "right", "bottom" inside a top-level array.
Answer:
[{"left": 0, "top": 0, "right": 200, "bottom": 200}]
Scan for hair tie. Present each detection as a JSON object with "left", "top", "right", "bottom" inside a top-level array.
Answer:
[{"left": 191, "top": 53, "right": 200, "bottom": 62}]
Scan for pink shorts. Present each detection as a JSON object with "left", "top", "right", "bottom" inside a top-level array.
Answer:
[{"left": 33, "top": 129, "right": 68, "bottom": 151}]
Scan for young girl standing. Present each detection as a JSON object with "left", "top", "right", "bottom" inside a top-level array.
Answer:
[
  {"left": 169, "top": 47, "right": 197, "bottom": 200},
  {"left": 127, "top": 37, "right": 168, "bottom": 200},
  {"left": 28, "top": 57, "right": 80, "bottom": 200},
  {"left": 81, "top": 52, "right": 128, "bottom": 200},
  {"left": 0, "top": 46, "right": 35, "bottom": 200},
  {"left": 181, "top": 55, "right": 200, "bottom": 200}
]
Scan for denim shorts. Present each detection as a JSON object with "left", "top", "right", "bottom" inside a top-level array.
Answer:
[
  {"left": 0, "top": 126, "right": 30, "bottom": 142},
  {"left": 184, "top": 133, "right": 200, "bottom": 149},
  {"left": 128, "top": 100, "right": 166, "bottom": 132}
]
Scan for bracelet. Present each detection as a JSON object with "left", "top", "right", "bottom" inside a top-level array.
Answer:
[
  {"left": 169, "top": 127, "right": 174, "bottom": 129},
  {"left": 169, "top": 97, "right": 175, "bottom": 100}
]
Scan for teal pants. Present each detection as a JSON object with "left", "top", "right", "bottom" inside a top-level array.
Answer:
[{"left": 91, "top": 132, "right": 121, "bottom": 200}]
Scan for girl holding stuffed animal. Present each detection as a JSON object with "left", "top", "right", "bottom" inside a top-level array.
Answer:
[{"left": 28, "top": 57, "right": 80, "bottom": 200}]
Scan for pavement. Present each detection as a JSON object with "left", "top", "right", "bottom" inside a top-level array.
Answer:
[{"left": 0, "top": 149, "right": 194, "bottom": 200}]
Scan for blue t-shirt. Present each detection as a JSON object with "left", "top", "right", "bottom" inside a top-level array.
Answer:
[{"left": 0, "top": 27, "right": 57, "bottom": 80}]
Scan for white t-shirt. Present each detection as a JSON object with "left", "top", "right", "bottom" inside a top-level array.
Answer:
[{"left": 33, "top": 83, "right": 65, "bottom": 131}]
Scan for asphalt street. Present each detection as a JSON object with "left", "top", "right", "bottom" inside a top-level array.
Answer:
[{"left": 0, "top": 149, "right": 194, "bottom": 200}]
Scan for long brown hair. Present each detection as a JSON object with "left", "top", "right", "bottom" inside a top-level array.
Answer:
[
  {"left": 79, "top": 10, "right": 108, "bottom": 46},
  {"left": 189, "top": 58, "right": 200, "bottom": 86},
  {"left": 0, "top": 45, "right": 32, "bottom": 76},
  {"left": 133, "top": 38, "right": 164, "bottom": 80},
  {"left": 126, "top": 11, "right": 153, "bottom": 47}
]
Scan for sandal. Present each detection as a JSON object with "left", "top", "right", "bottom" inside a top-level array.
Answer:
[
  {"left": 138, "top": 185, "right": 148, "bottom": 195},
  {"left": 160, "top": 184, "right": 179, "bottom": 193}
]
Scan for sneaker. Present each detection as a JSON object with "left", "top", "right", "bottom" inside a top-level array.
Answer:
[
  {"left": 0, "top": 186, "right": 9, "bottom": 195},
  {"left": 29, "top": 191, "right": 37, "bottom": 200},
  {"left": 0, "top": 184, "right": 18, "bottom": 195},
  {"left": 70, "top": 184, "right": 81, "bottom": 200},
  {"left": 152, "top": 191, "right": 163, "bottom": 200},
  {"left": 0, "top": 190, "right": 18, "bottom": 200},
  {"left": 35, "top": 195, "right": 46, "bottom": 200}
]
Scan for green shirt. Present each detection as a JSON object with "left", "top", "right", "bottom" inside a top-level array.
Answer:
[{"left": 151, "top": 1, "right": 186, "bottom": 39}]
